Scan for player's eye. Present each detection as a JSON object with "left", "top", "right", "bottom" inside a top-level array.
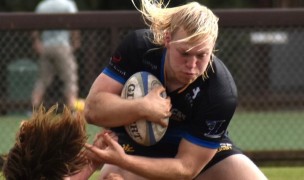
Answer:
[
  {"left": 197, "top": 53, "right": 207, "bottom": 59},
  {"left": 180, "top": 51, "right": 189, "bottom": 57}
]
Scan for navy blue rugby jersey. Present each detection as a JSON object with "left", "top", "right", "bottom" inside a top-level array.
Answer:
[{"left": 103, "top": 29, "right": 237, "bottom": 149}]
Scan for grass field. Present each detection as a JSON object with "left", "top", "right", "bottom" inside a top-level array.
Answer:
[
  {"left": 228, "top": 110, "right": 304, "bottom": 151},
  {"left": 86, "top": 166, "right": 303, "bottom": 180},
  {"left": 0, "top": 114, "right": 102, "bottom": 154},
  {"left": 0, "top": 111, "right": 303, "bottom": 179},
  {"left": 1, "top": 110, "right": 304, "bottom": 154},
  {"left": 1, "top": 166, "right": 303, "bottom": 179}
]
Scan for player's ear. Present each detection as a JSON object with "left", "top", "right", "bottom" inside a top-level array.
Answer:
[{"left": 164, "top": 31, "right": 171, "bottom": 47}]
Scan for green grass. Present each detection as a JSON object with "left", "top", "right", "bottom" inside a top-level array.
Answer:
[
  {"left": 1, "top": 111, "right": 304, "bottom": 180},
  {"left": 88, "top": 166, "right": 304, "bottom": 180},
  {"left": 1, "top": 110, "right": 304, "bottom": 154},
  {"left": 261, "top": 166, "right": 304, "bottom": 180},
  {"left": 0, "top": 114, "right": 102, "bottom": 154},
  {"left": 228, "top": 110, "right": 304, "bottom": 151}
]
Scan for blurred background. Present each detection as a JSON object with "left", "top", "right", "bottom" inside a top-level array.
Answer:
[
  {"left": 0, "top": 0, "right": 304, "bottom": 173},
  {"left": 1, "top": 0, "right": 304, "bottom": 11}
]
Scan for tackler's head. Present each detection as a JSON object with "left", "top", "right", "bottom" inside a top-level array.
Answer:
[{"left": 2, "top": 105, "right": 88, "bottom": 180}]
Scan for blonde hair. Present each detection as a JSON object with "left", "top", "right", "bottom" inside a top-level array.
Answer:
[
  {"left": 133, "top": 0, "right": 219, "bottom": 46},
  {"left": 3, "top": 105, "right": 88, "bottom": 179}
]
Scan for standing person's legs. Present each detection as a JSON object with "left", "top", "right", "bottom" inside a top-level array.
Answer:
[
  {"left": 54, "top": 45, "right": 78, "bottom": 108},
  {"left": 32, "top": 49, "right": 55, "bottom": 108}
]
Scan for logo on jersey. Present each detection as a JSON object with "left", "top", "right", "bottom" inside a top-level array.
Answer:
[
  {"left": 185, "top": 87, "right": 200, "bottom": 107},
  {"left": 204, "top": 119, "right": 226, "bottom": 138},
  {"left": 109, "top": 61, "right": 126, "bottom": 77},
  {"left": 143, "top": 58, "right": 158, "bottom": 70},
  {"left": 217, "top": 143, "right": 233, "bottom": 152},
  {"left": 111, "top": 51, "right": 122, "bottom": 63},
  {"left": 122, "top": 144, "right": 135, "bottom": 153},
  {"left": 192, "top": 87, "right": 200, "bottom": 99},
  {"left": 170, "top": 108, "right": 186, "bottom": 122}
]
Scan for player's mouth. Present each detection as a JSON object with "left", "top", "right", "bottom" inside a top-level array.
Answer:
[{"left": 184, "top": 72, "right": 197, "bottom": 79}]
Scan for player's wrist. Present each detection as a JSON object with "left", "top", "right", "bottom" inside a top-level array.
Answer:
[
  {"left": 137, "top": 98, "right": 151, "bottom": 119},
  {"left": 117, "top": 154, "right": 131, "bottom": 170},
  {"left": 130, "top": 98, "right": 147, "bottom": 119}
]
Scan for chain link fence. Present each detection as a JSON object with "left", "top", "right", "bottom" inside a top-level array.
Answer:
[{"left": 0, "top": 10, "right": 303, "bottom": 164}]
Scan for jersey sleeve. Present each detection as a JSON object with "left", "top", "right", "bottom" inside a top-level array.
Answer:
[{"left": 102, "top": 30, "right": 150, "bottom": 84}]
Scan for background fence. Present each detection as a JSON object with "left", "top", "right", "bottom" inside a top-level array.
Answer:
[{"left": 0, "top": 9, "right": 303, "bottom": 165}]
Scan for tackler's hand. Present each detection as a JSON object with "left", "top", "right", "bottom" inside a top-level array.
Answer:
[
  {"left": 93, "top": 129, "right": 118, "bottom": 149},
  {"left": 85, "top": 132, "right": 126, "bottom": 166},
  {"left": 103, "top": 173, "right": 125, "bottom": 180},
  {"left": 85, "top": 130, "right": 118, "bottom": 168}
]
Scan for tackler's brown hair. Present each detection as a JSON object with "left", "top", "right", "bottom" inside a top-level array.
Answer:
[{"left": 2, "top": 104, "right": 88, "bottom": 180}]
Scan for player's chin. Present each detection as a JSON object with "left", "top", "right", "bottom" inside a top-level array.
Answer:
[
  {"left": 181, "top": 74, "right": 198, "bottom": 83},
  {"left": 180, "top": 77, "right": 197, "bottom": 84}
]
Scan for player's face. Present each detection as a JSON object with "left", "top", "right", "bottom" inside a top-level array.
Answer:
[{"left": 164, "top": 28, "right": 214, "bottom": 86}]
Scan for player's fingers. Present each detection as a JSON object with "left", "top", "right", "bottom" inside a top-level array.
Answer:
[
  {"left": 85, "top": 143, "right": 103, "bottom": 155},
  {"left": 158, "top": 86, "right": 168, "bottom": 99},
  {"left": 94, "top": 130, "right": 105, "bottom": 141},
  {"left": 108, "top": 131, "right": 119, "bottom": 142},
  {"left": 103, "top": 132, "right": 116, "bottom": 145},
  {"left": 156, "top": 85, "right": 165, "bottom": 91},
  {"left": 166, "top": 96, "right": 171, "bottom": 103},
  {"left": 166, "top": 97, "right": 172, "bottom": 110},
  {"left": 102, "top": 133, "right": 122, "bottom": 152},
  {"left": 102, "top": 129, "right": 113, "bottom": 135},
  {"left": 104, "top": 173, "right": 124, "bottom": 180},
  {"left": 153, "top": 85, "right": 166, "bottom": 95},
  {"left": 167, "top": 110, "right": 172, "bottom": 118},
  {"left": 95, "top": 129, "right": 111, "bottom": 140},
  {"left": 158, "top": 117, "right": 169, "bottom": 127}
]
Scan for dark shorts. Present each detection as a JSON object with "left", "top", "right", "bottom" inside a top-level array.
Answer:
[
  {"left": 201, "top": 137, "right": 242, "bottom": 172},
  {"left": 115, "top": 130, "right": 242, "bottom": 173}
]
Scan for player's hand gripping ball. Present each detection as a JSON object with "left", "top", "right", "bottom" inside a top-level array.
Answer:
[{"left": 121, "top": 71, "right": 169, "bottom": 146}]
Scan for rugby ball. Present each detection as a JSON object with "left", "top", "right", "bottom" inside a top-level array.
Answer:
[{"left": 121, "top": 71, "right": 169, "bottom": 146}]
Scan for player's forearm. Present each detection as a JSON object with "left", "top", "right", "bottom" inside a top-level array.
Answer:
[
  {"left": 85, "top": 92, "right": 146, "bottom": 128},
  {"left": 120, "top": 155, "right": 194, "bottom": 180}
]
